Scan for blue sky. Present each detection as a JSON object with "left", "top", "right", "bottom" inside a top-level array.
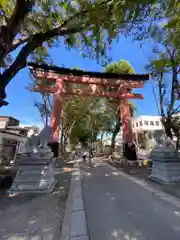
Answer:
[{"left": 1, "top": 36, "right": 159, "bottom": 126}]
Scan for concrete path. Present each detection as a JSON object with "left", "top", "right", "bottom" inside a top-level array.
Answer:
[{"left": 81, "top": 158, "right": 180, "bottom": 240}]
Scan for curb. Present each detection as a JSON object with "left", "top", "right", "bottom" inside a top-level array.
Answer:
[
  {"left": 61, "top": 160, "right": 89, "bottom": 240},
  {"left": 106, "top": 162, "right": 180, "bottom": 209}
]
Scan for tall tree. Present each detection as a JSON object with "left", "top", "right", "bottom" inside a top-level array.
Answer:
[
  {"left": 27, "top": 75, "right": 52, "bottom": 126},
  {"left": 147, "top": 24, "right": 180, "bottom": 149},
  {"left": 0, "top": 0, "right": 157, "bottom": 99},
  {"left": 105, "top": 59, "right": 136, "bottom": 151}
]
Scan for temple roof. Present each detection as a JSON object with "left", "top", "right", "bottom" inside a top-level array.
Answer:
[{"left": 28, "top": 62, "right": 149, "bottom": 82}]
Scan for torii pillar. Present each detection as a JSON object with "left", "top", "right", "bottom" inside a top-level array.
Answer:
[
  {"left": 120, "top": 100, "right": 137, "bottom": 160},
  {"left": 50, "top": 78, "right": 64, "bottom": 142}
]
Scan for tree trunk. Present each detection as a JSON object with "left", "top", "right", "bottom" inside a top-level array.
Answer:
[
  {"left": 100, "top": 132, "right": 104, "bottom": 152},
  {"left": 111, "top": 118, "right": 121, "bottom": 152},
  {"left": 158, "top": 71, "right": 174, "bottom": 141},
  {"left": 162, "top": 117, "right": 173, "bottom": 139},
  {"left": 176, "top": 135, "right": 180, "bottom": 150}
]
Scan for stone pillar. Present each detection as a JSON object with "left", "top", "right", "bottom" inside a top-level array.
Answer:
[{"left": 51, "top": 78, "right": 64, "bottom": 142}]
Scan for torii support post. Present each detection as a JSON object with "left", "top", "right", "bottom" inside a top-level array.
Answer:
[
  {"left": 120, "top": 101, "right": 137, "bottom": 161},
  {"left": 50, "top": 78, "right": 64, "bottom": 142}
]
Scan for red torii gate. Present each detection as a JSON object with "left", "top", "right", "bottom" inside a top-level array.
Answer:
[{"left": 28, "top": 62, "right": 149, "bottom": 151}]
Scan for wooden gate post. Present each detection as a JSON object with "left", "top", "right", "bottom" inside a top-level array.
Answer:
[
  {"left": 51, "top": 78, "right": 64, "bottom": 142},
  {"left": 120, "top": 100, "right": 137, "bottom": 161}
]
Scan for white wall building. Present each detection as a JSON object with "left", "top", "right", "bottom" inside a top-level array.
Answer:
[
  {"left": 102, "top": 113, "right": 180, "bottom": 148},
  {"left": 132, "top": 115, "right": 163, "bottom": 133}
]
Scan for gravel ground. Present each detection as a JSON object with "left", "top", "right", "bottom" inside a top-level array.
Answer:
[{"left": 0, "top": 163, "right": 72, "bottom": 240}]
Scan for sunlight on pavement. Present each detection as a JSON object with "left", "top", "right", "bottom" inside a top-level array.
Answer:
[
  {"left": 112, "top": 229, "right": 141, "bottom": 240},
  {"left": 174, "top": 211, "right": 180, "bottom": 217},
  {"left": 111, "top": 172, "right": 119, "bottom": 176}
]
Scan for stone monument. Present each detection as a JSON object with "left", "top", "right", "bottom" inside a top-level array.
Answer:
[
  {"left": 150, "top": 137, "right": 180, "bottom": 183},
  {"left": 8, "top": 126, "right": 57, "bottom": 194}
]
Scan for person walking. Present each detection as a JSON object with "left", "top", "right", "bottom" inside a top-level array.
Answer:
[{"left": 83, "top": 150, "right": 88, "bottom": 162}]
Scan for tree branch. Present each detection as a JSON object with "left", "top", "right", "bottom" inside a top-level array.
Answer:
[
  {"left": 167, "top": 68, "right": 176, "bottom": 116},
  {"left": 0, "top": 24, "right": 84, "bottom": 93},
  {"left": 0, "top": 0, "right": 34, "bottom": 60},
  {"left": 165, "top": 44, "right": 180, "bottom": 98},
  {"left": 10, "top": 36, "right": 30, "bottom": 52},
  {"left": 158, "top": 72, "right": 166, "bottom": 117},
  {"left": 171, "top": 104, "right": 180, "bottom": 115},
  {"left": 0, "top": 0, "right": 120, "bottom": 97}
]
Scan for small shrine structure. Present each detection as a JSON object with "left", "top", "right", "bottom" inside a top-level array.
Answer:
[{"left": 28, "top": 62, "right": 149, "bottom": 159}]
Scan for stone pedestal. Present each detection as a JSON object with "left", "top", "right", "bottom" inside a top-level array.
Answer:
[
  {"left": 150, "top": 148, "right": 180, "bottom": 183},
  {"left": 8, "top": 149, "right": 57, "bottom": 194}
]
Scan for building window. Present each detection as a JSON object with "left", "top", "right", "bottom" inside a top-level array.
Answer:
[
  {"left": 155, "top": 121, "right": 159, "bottom": 126},
  {"left": 139, "top": 121, "right": 143, "bottom": 126},
  {"left": 144, "top": 121, "right": 149, "bottom": 125},
  {"left": 150, "top": 121, "right": 154, "bottom": 126},
  {"left": 136, "top": 122, "right": 138, "bottom": 127}
]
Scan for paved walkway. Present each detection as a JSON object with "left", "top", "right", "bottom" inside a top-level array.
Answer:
[{"left": 81, "top": 158, "right": 180, "bottom": 240}]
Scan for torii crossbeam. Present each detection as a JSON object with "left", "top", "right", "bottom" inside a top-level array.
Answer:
[{"left": 28, "top": 62, "right": 149, "bottom": 156}]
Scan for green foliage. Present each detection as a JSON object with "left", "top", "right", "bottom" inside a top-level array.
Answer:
[
  {"left": 0, "top": 0, "right": 158, "bottom": 93},
  {"left": 105, "top": 59, "right": 136, "bottom": 110},
  {"left": 105, "top": 60, "right": 135, "bottom": 74},
  {"left": 147, "top": 13, "right": 180, "bottom": 148},
  {"left": 64, "top": 94, "right": 115, "bottom": 148}
]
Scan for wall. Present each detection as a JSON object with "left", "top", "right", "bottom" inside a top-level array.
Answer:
[
  {"left": 0, "top": 119, "right": 8, "bottom": 129},
  {"left": 132, "top": 115, "right": 163, "bottom": 133}
]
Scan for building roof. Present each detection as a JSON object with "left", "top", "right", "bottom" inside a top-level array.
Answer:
[
  {"left": 0, "top": 129, "right": 27, "bottom": 138},
  {"left": 0, "top": 116, "right": 9, "bottom": 119},
  {"left": 133, "top": 115, "right": 162, "bottom": 120},
  {"left": 0, "top": 116, "right": 19, "bottom": 120},
  {"left": 28, "top": 62, "right": 149, "bottom": 82},
  {"left": 6, "top": 126, "right": 29, "bottom": 131}
]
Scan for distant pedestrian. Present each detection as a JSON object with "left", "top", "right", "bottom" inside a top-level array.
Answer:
[{"left": 83, "top": 151, "right": 88, "bottom": 162}]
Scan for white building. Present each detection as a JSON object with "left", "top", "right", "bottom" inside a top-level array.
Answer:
[
  {"left": 102, "top": 113, "right": 179, "bottom": 149},
  {"left": 132, "top": 115, "right": 163, "bottom": 133}
]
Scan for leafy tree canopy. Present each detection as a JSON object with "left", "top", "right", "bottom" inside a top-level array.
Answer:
[
  {"left": 105, "top": 59, "right": 135, "bottom": 74},
  {"left": 0, "top": 0, "right": 157, "bottom": 97}
]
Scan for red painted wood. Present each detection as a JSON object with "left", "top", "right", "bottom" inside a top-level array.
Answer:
[
  {"left": 34, "top": 85, "right": 143, "bottom": 99},
  {"left": 120, "top": 101, "right": 133, "bottom": 143},
  {"left": 50, "top": 79, "right": 64, "bottom": 142},
  {"left": 35, "top": 71, "right": 144, "bottom": 88},
  {"left": 32, "top": 70, "right": 147, "bottom": 144}
]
